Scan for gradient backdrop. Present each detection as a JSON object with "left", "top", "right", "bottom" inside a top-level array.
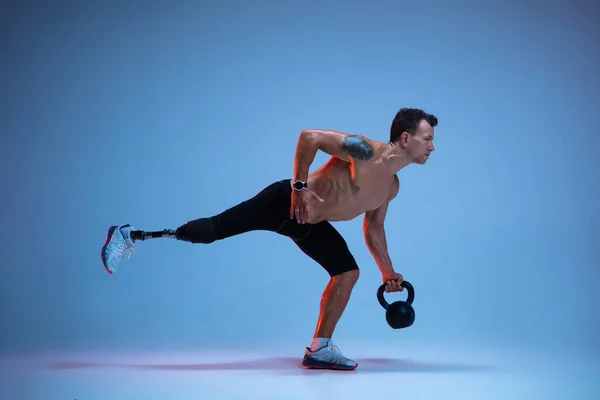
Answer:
[{"left": 1, "top": 0, "right": 599, "bottom": 361}]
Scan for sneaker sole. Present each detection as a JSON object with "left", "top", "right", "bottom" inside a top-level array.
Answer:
[
  {"left": 301, "top": 356, "right": 358, "bottom": 371},
  {"left": 100, "top": 226, "right": 118, "bottom": 275}
]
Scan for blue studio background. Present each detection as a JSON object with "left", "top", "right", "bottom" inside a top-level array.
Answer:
[{"left": 1, "top": 0, "right": 598, "bottom": 358}]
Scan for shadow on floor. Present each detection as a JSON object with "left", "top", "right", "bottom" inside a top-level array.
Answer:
[{"left": 47, "top": 356, "right": 497, "bottom": 374}]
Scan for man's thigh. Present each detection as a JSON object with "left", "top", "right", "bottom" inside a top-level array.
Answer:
[{"left": 292, "top": 221, "right": 359, "bottom": 277}]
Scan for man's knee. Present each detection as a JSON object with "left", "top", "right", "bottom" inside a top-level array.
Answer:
[
  {"left": 332, "top": 268, "right": 360, "bottom": 287},
  {"left": 175, "top": 217, "right": 218, "bottom": 244}
]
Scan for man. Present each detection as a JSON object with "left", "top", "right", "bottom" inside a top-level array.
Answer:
[{"left": 101, "top": 107, "right": 437, "bottom": 371}]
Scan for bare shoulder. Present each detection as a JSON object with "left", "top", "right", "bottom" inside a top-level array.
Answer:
[{"left": 340, "top": 134, "right": 378, "bottom": 161}]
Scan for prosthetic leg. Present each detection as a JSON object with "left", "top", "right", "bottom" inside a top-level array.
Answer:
[
  {"left": 129, "top": 217, "right": 218, "bottom": 244},
  {"left": 101, "top": 219, "right": 216, "bottom": 274},
  {"left": 130, "top": 229, "right": 179, "bottom": 241}
]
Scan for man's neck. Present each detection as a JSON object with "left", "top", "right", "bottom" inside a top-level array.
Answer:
[{"left": 382, "top": 141, "right": 412, "bottom": 174}]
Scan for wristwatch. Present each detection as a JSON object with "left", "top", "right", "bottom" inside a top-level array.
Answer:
[{"left": 293, "top": 180, "right": 307, "bottom": 191}]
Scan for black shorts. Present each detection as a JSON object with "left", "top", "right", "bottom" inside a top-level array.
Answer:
[{"left": 181, "top": 179, "right": 359, "bottom": 277}]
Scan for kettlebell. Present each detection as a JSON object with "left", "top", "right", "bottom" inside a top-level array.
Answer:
[{"left": 377, "top": 281, "right": 415, "bottom": 329}]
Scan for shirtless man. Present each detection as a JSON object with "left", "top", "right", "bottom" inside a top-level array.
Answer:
[{"left": 100, "top": 107, "right": 438, "bottom": 370}]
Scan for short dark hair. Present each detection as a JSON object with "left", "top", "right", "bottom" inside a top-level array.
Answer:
[{"left": 390, "top": 108, "right": 438, "bottom": 143}]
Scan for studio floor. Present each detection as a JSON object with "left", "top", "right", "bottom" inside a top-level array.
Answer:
[{"left": 1, "top": 342, "right": 598, "bottom": 400}]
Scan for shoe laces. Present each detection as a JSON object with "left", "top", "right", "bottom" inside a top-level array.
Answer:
[
  {"left": 113, "top": 237, "right": 135, "bottom": 260},
  {"left": 329, "top": 344, "right": 342, "bottom": 354}
]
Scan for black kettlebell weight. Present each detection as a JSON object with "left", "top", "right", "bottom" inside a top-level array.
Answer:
[{"left": 377, "top": 281, "right": 415, "bottom": 329}]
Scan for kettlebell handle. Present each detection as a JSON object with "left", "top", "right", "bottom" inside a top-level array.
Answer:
[{"left": 377, "top": 281, "right": 414, "bottom": 310}]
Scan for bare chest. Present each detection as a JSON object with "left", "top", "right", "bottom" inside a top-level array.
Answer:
[{"left": 347, "top": 167, "right": 394, "bottom": 210}]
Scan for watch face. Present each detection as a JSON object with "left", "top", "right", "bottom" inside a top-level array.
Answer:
[{"left": 294, "top": 181, "right": 305, "bottom": 190}]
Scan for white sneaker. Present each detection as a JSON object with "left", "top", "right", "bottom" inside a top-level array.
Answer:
[
  {"left": 301, "top": 340, "right": 358, "bottom": 370},
  {"left": 101, "top": 224, "right": 136, "bottom": 274}
]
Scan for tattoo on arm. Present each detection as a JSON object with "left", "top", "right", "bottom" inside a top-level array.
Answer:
[{"left": 342, "top": 135, "right": 374, "bottom": 161}]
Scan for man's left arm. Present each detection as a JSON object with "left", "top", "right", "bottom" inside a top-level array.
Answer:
[{"left": 363, "top": 175, "right": 403, "bottom": 291}]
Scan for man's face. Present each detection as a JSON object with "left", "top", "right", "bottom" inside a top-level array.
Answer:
[{"left": 407, "top": 120, "right": 435, "bottom": 164}]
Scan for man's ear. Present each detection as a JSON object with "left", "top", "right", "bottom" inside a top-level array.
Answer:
[{"left": 400, "top": 131, "right": 410, "bottom": 148}]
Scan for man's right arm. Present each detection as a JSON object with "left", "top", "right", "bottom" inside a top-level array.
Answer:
[{"left": 293, "top": 129, "right": 374, "bottom": 183}]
